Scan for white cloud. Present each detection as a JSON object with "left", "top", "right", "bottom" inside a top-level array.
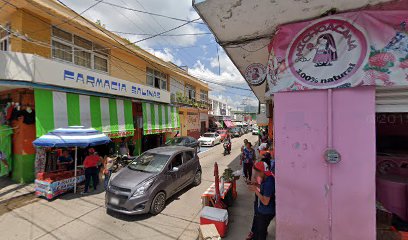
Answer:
[
  {"left": 63, "top": 0, "right": 205, "bottom": 48},
  {"left": 146, "top": 48, "right": 182, "bottom": 66},
  {"left": 188, "top": 50, "right": 258, "bottom": 109}
]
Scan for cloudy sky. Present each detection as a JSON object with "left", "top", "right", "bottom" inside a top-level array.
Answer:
[{"left": 61, "top": 0, "right": 258, "bottom": 110}]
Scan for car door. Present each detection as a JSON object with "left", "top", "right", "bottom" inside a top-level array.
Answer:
[
  {"left": 182, "top": 150, "right": 196, "bottom": 182},
  {"left": 166, "top": 153, "right": 184, "bottom": 194}
]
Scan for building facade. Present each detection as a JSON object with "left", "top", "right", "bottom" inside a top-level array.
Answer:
[
  {"left": 169, "top": 66, "right": 210, "bottom": 138},
  {"left": 195, "top": 0, "right": 408, "bottom": 239},
  {"left": 0, "top": 0, "right": 208, "bottom": 182}
]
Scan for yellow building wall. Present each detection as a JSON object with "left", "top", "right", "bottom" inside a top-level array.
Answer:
[
  {"left": 7, "top": 8, "right": 208, "bottom": 92},
  {"left": 110, "top": 48, "right": 147, "bottom": 85},
  {"left": 12, "top": 10, "right": 51, "bottom": 58}
]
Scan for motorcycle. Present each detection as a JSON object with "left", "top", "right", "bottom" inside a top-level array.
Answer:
[
  {"left": 223, "top": 141, "right": 231, "bottom": 156},
  {"left": 111, "top": 153, "right": 136, "bottom": 172}
]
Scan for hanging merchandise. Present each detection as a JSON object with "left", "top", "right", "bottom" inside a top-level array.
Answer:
[
  {"left": 23, "top": 107, "right": 35, "bottom": 125},
  {"left": 0, "top": 125, "right": 12, "bottom": 176}
]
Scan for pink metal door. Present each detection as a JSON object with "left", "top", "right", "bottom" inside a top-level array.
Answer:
[{"left": 274, "top": 86, "right": 376, "bottom": 240}]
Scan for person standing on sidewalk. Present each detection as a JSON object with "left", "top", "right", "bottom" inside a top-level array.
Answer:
[
  {"left": 103, "top": 155, "right": 115, "bottom": 189},
  {"left": 82, "top": 148, "right": 101, "bottom": 194},
  {"left": 241, "top": 142, "right": 255, "bottom": 182},
  {"left": 247, "top": 161, "right": 275, "bottom": 240}
]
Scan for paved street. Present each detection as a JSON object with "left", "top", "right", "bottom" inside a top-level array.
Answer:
[{"left": 0, "top": 134, "right": 274, "bottom": 240}]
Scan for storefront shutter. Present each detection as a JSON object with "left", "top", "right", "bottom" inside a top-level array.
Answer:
[{"left": 34, "top": 89, "right": 134, "bottom": 138}]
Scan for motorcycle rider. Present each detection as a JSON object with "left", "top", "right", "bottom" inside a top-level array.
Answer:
[{"left": 223, "top": 133, "right": 232, "bottom": 153}]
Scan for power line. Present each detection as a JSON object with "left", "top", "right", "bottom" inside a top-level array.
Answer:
[
  {"left": 95, "top": 0, "right": 205, "bottom": 25},
  {"left": 111, "top": 31, "right": 212, "bottom": 37},
  {"left": 0, "top": 1, "right": 253, "bottom": 94},
  {"left": 5, "top": 24, "right": 252, "bottom": 94},
  {"left": 130, "top": 0, "right": 199, "bottom": 68}
]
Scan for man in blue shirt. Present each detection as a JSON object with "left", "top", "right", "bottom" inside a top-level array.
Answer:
[
  {"left": 248, "top": 161, "right": 275, "bottom": 240},
  {"left": 57, "top": 150, "right": 74, "bottom": 170}
]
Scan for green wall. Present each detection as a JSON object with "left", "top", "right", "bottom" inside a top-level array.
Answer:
[{"left": 12, "top": 154, "right": 35, "bottom": 183}]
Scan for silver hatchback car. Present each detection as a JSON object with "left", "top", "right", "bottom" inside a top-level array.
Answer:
[{"left": 105, "top": 146, "right": 202, "bottom": 215}]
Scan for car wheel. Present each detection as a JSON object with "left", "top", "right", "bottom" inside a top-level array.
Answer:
[
  {"left": 211, "top": 142, "right": 214, "bottom": 147},
  {"left": 193, "top": 170, "right": 202, "bottom": 186},
  {"left": 150, "top": 192, "right": 166, "bottom": 215}
]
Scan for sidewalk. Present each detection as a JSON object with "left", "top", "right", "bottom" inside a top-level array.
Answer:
[
  {"left": 223, "top": 144, "right": 276, "bottom": 240},
  {"left": 0, "top": 177, "right": 35, "bottom": 203}
]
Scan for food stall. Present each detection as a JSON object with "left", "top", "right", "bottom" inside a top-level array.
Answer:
[{"left": 33, "top": 126, "right": 111, "bottom": 199}]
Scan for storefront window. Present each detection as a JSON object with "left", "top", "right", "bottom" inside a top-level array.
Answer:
[
  {"left": 0, "top": 24, "right": 10, "bottom": 51},
  {"left": 51, "top": 27, "right": 109, "bottom": 73},
  {"left": 94, "top": 55, "right": 108, "bottom": 72},
  {"left": 52, "top": 40, "right": 72, "bottom": 62},
  {"left": 146, "top": 67, "right": 168, "bottom": 90},
  {"left": 74, "top": 48, "right": 91, "bottom": 68}
]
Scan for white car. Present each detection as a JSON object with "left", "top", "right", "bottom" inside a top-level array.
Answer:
[
  {"left": 252, "top": 127, "right": 259, "bottom": 135},
  {"left": 198, "top": 132, "right": 222, "bottom": 147}
]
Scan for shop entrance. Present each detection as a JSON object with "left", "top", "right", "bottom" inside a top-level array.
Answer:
[
  {"left": 141, "top": 133, "right": 164, "bottom": 152},
  {"left": 375, "top": 88, "right": 408, "bottom": 236}
]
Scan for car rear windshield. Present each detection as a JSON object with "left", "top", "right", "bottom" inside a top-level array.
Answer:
[
  {"left": 203, "top": 133, "right": 215, "bottom": 138},
  {"left": 128, "top": 153, "right": 170, "bottom": 173}
]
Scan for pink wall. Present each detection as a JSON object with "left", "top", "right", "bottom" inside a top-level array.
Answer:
[{"left": 274, "top": 86, "right": 376, "bottom": 240}]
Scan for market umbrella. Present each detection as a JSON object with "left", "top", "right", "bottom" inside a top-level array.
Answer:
[{"left": 33, "top": 126, "right": 111, "bottom": 193}]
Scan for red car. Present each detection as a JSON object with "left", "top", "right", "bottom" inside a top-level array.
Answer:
[{"left": 217, "top": 129, "right": 228, "bottom": 141}]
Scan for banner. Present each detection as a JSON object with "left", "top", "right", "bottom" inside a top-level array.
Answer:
[{"left": 265, "top": 10, "right": 408, "bottom": 94}]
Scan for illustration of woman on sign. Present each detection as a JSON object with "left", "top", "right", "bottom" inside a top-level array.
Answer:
[{"left": 308, "top": 33, "right": 338, "bottom": 67}]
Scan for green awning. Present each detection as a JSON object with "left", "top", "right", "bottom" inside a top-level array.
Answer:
[
  {"left": 142, "top": 102, "right": 180, "bottom": 135},
  {"left": 34, "top": 89, "right": 134, "bottom": 138}
]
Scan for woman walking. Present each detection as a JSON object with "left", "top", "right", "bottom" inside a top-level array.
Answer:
[{"left": 241, "top": 142, "right": 255, "bottom": 182}]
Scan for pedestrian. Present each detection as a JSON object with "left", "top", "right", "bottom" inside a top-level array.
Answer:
[
  {"left": 247, "top": 162, "right": 276, "bottom": 240},
  {"left": 241, "top": 139, "right": 249, "bottom": 153},
  {"left": 82, "top": 148, "right": 101, "bottom": 194},
  {"left": 261, "top": 152, "right": 272, "bottom": 170},
  {"left": 241, "top": 142, "right": 255, "bottom": 182},
  {"left": 57, "top": 150, "right": 74, "bottom": 170},
  {"left": 119, "top": 137, "right": 129, "bottom": 156},
  {"left": 103, "top": 155, "right": 115, "bottom": 189}
]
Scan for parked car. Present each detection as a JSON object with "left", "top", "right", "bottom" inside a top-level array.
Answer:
[
  {"left": 198, "top": 132, "right": 222, "bottom": 147},
  {"left": 252, "top": 127, "right": 259, "bottom": 135},
  {"left": 216, "top": 129, "right": 229, "bottom": 141},
  {"left": 229, "top": 127, "right": 242, "bottom": 138},
  {"left": 106, "top": 146, "right": 202, "bottom": 215},
  {"left": 164, "top": 136, "right": 200, "bottom": 151}
]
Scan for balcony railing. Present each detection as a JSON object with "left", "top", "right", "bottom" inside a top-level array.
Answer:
[{"left": 171, "top": 92, "right": 210, "bottom": 109}]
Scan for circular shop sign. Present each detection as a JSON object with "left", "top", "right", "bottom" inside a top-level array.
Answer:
[
  {"left": 245, "top": 63, "right": 266, "bottom": 86},
  {"left": 287, "top": 18, "right": 368, "bottom": 88}
]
